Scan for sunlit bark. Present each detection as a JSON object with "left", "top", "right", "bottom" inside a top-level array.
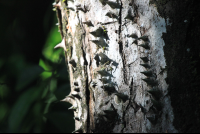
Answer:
[{"left": 55, "top": 0, "right": 178, "bottom": 133}]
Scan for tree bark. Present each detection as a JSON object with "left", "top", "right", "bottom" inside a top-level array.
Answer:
[{"left": 54, "top": 0, "right": 200, "bottom": 133}]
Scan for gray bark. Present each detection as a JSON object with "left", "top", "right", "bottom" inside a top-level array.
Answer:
[{"left": 54, "top": 0, "right": 178, "bottom": 133}]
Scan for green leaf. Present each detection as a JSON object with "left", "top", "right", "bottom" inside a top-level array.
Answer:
[
  {"left": 0, "top": 103, "right": 8, "bottom": 122},
  {"left": 42, "top": 27, "right": 63, "bottom": 62},
  {"left": 8, "top": 87, "right": 42, "bottom": 132},
  {"left": 16, "top": 65, "right": 44, "bottom": 91}
]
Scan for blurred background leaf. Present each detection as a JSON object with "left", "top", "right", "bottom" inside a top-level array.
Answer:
[
  {"left": 16, "top": 65, "right": 44, "bottom": 91},
  {"left": 0, "top": 0, "right": 74, "bottom": 133}
]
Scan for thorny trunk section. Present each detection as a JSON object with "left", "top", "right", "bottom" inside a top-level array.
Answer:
[{"left": 55, "top": 0, "right": 177, "bottom": 133}]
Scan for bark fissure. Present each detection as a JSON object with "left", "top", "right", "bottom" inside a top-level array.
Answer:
[
  {"left": 121, "top": 77, "right": 134, "bottom": 132},
  {"left": 118, "top": 0, "right": 128, "bottom": 84},
  {"left": 77, "top": 10, "right": 90, "bottom": 133},
  {"left": 56, "top": 7, "right": 64, "bottom": 38}
]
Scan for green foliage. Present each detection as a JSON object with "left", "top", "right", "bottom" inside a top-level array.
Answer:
[
  {"left": 0, "top": 0, "right": 73, "bottom": 133},
  {"left": 8, "top": 87, "right": 43, "bottom": 132},
  {"left": 16, "top": 65, "right": 44, "bottom": 91}
]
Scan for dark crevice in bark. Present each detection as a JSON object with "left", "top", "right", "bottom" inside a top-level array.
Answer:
[
  {"left": 118, "top": 0, "right": 122, "bottom": 50},
  {"left": 76, "top": 11, "right": 90, "bottom": 132},
  {"left": 81, "top": 39, "right": 90, "bottom": 132},
  {"left": 70, "top": 46, "right": 73, "bottom": 58},
  {"left": 56, "top": 8, "right": 63, "bottom": 38},
  {"left": 85, "top": 72, "right": 90, "bottom": 132},
  {"left": 121, "top": 77, "right": 134, "bottom": 132},
  {"left": 118, "top": 0, "right": 128, "bottom": 84},
  {"left": 132, "top": 0, "right": 139, "bottom": 24}
]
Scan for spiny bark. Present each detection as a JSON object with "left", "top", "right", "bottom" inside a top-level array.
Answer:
[{"left": 54, "top": 0, "right": 178, "bottom": 133}]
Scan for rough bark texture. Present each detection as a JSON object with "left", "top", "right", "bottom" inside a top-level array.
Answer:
[{"left": 54, "top": 0, "right": 200, "bottom": 133}]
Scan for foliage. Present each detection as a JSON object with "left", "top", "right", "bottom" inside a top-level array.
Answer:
[{"left": 0, "top": 0, "right": 74, "bottom": 133}]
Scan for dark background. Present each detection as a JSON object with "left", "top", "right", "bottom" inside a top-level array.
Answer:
[{"left": 0, "top": 0, "right": 74, "bottom": 132}]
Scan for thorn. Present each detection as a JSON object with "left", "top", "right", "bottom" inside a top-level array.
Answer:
[
  {"left": 151, "top": 99, "right": 163, "bottom": 111},
  {"left": 76, "top": 7, "right": 86, "bottom": 13},
  {"left": 105, "top": 1, "right": 121, "bottom": 9},
  {"left": 138, "top": 43, "right": 150, "bottom": 49},
  {"left": 142, "top": 78, "right": 158, "bottom": 86},
  {"left": 140, "top": 71, "right": 153, "bottom": 77},
  {"left": 72, "top": 127, "right": 82, "bottom": 133},
  {"left": 52, "top": 2, "right": 56, "bottom": 6},
  {"left": 97, "top": 69, "right": 109, "bottom": 76},
  {"left": 76, "top": 4, "right": 88, "bottom": 13},
  {"left": 100, "top": 0, "right": 108, "bottom": 5},
  {"left": 69, "top": 59, "right": 76, "bottom": 68},
  {"left": 132, "top": 39, "right": 138, "bottom": 44},
  {"left": 124, "top": 12, "right": 134, "bottom": 20},
  {"left": 68, "top": 105, "right": 77, "bottom": 110},
  {"left": 99, "top": 77, "right": 110, "bottom": 84},
  {"left": 138, "top": 36, "right": 149, "bottom": 41},
  {"left": 52, "top": 7, "right": 57, "bottom": 11},
  {"left": 99, "top": 111, "right": 106, "bottom": 116},
  {"left": 74, "top": 116, "right": 80, "bottom": 121},
  {"left": 54, "top": 38, "right": 67, "bottom": 52},
  {"left": 140, "top": 64, "right": 151, "bottom": 69},
  {"left": 53, "top": 1, "right": 61, "bottom": 10},
  {"left": 140, "top": 57, "right": 149, "bottom": 62},
  {"left": 90, "top": 39, "right": 108, "bottom": 48},
  {"left": 75, "top": 4, "right": 81, "bottom": 7},
  {"left": 98, "top": 52, "right": 110, "bottom": 64},
  {"left": 114, "top": 93, "right": 128, "bottom": 102},
  {"left": 83, "top": 20, "right": 94, "bottom": 27},
  {"left": 90, "top": 39, "right": 101, "bottom": 46},
  {"left": 91, "top": 81, "right": 97, "bottom": 88},
  {"left": 74, "top": 82, "right": 79, "bottom": 86},
  {"left": 94, "top": 54, "right": 99, "bottom": 61},
  {"left": 61, "top": 95, "right": 75, "bottom": 105},
  {"left": 105, "top": 11, "right": 118, "bottom": 19},
  {"left": 66, "top": 7, "right": 75, "bottom": 11},
  {"left": 147, "top": 116, "right": 157, "bottom": 124},
  {"left": 114, "top": 95, "right": 121, "bottom": 105},
  {"left": 103, "top": 108, "right": 115, "bottom": 114},
  {"left": 127, "top": 33, "right": 138, "bottom": 38},
  {"left": 74, "top": 87, "right": 80, "bottom": 92},
  {"left": 101, "top": 83, "right": 115, "bottom": 92},
  {"left": 90, "top": 27, "right": 104, "bottom": 37},
  {"left": 147, "top": 88, "right": 162, "bottom": 100},
  {"left": 71, "top": 91, "right": 81, "bottom": 99}
]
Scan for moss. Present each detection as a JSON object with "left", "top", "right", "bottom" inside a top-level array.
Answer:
[{"left": 151, "top": 0, "right": 200, "bottom": 132}]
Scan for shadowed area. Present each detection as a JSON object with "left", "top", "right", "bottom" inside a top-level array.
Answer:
[
  {"left": 151, "top": 0, "right": 200, "bottom": 132},
  {"left": 0, "top": 0, "right": 74, "bottom": 133}
]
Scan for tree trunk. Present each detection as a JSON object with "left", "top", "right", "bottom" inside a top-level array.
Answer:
[{"left": 54, "top": 0, "right": 200, "bottom": 133}]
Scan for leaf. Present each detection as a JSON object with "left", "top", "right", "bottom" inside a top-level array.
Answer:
[
  {"left": 16, "top": 65, "right": 44, "bottom": 91},
  {"left": 43, "top": 27, "right": 63, "bottom": 62},
  {"left": 0, "top": 103, "right": 8, "bottom": 122},
  {"left": 8, "top": 87, "right": 42, "bottom": 132}
]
